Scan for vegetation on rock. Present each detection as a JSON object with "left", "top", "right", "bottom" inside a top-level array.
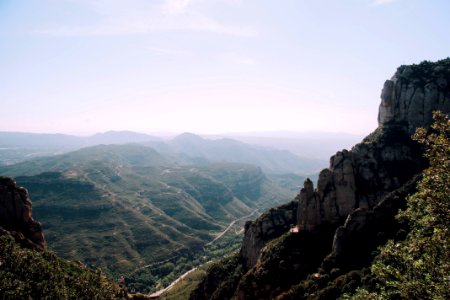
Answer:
[
  {"left": 0, "top": 233, "right": 126, "bottom": 299},
  {"left": 396, "top": 58, "right": 450, "bottom": 86},
  {"left": 352, "top": 111, "right": 450, "bottom": 299}
]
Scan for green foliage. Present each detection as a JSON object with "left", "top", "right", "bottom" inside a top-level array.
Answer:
[
  {"left": 353, "top": 111, "right": 450, "bottom": 299},
  {"left": 343, "top": 288, "right": 382, "bottom": 300},
  {"left": 406, "top": 112, "right": 450, "bottom": 231},
  {"left": 0, "top": 234, "right": 126, "bottom": 299},
  {"left": 238, "top": 229, "right": 335, "bottom": 300},
  {"left": 187, "top": 253, "right": 244, "bottom": 300},
  {"left": 276, "top": 265, "right": 377, "bottom": 299}
]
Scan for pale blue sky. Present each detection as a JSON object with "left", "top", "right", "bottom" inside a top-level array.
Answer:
[{"left": 0, "top": 0, "right": 449, "bottom": 135}]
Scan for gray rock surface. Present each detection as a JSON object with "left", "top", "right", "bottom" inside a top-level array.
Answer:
[
  {"left": 378, "top": 63, "right": 450, "bottom": 134},
  {"left": 323, "top": 175, "right": 420, "bottom": 270}
]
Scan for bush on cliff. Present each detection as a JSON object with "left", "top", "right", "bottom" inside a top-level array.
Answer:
[{"left": 353, "top": 111, "right": 450, "bottom": 299}]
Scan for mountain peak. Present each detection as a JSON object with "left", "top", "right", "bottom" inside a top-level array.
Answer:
[
  {"left": 88, "top": 130, "right": 160, "bottom": 144},
  {"left": 173, "top": 132, "right": 205, "bottom": 141}
]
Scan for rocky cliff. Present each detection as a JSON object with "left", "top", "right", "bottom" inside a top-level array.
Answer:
[
  {"left": 297, "top": 59, "right": 450, "bottom": 233},
  {"left": 190, "top": 58, "right": 450, "bottom": 300},
  {"left": 0, "top": 176, "right": 46, "bottom": 249},
  {"left": 296, "top": 122, "right": 424, "bottom": 233},
  {"left": 298, "top": 59, "right": 450, "bottom": 231},
  {"left": 378, "top": 60, "right": 450, "bottom": 133}
]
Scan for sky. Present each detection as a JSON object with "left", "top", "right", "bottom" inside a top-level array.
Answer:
[{"left": 0, "top": 0, "right": 449, "bottom": 136}]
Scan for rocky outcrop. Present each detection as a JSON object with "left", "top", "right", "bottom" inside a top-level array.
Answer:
[
  {"left": 378, "top": 60, "right": 450, "bottom": 133},
  {"left": 297, "top": 123, "right": 425, "bottom": 232},
  {"left": 0, "top": 176, "right": 46, "bottom": 249},
  {"left": 297, "top": 59, "right": 450, "bottom": 233},
  {"left": 322, "top": 174, "right": 420, "bottom": 271},
  {"left": 298, "top": 149, "right": 357, "bottom": 231},
  {"left": 240, "top": 201, "right": 297, "bottom": 269}
]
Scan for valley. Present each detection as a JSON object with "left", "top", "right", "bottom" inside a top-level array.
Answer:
[{"left": 0, "top": 138, "right": 319, "bottom": 293}]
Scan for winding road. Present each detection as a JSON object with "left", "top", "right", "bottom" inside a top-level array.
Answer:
[{"left": 207, "top": 208, "right": 260, "bottom": 245}]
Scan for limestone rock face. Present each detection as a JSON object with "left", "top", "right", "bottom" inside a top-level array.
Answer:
[
  {"left": 240, "top": 201, "right": 297, "bottom": 268},
  {"left": 0, "top": 177, "right": 46, "bottom": 249},
  {"left": 297, "top": 125, "right": 424, "bottom": 232},
  {"left": 322, "top": 175, "right": 420, "bottom": 271},
  {"left": 297, "top": 178, "right": 321, "bottom": 231},
  {"left": 297, "top": 60, "right": 450, "bottom": 232},
  {"left": 298, "top": 149, "right": 357, "bottom": 232},
  {"left": 378, "top": 62, "right": 450, "bottom": 134}
]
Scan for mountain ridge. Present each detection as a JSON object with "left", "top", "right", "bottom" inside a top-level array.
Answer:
[{"left": 0, "top": 130, "right": 324, "bottom": 175}]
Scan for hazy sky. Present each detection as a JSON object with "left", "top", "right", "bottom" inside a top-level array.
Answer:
[{"left": 0, "top": 0, "right": 449, "bottom": 135}]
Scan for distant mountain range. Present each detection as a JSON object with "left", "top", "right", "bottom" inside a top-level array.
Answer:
[
  {"left": 223, "top": 132, "right": 364, "bottom": 160},
  {"left": 0, "top": 130, "right": 161, "bottom": 148},
  {"left": 0, "top": 131, "right": 326, "bottom": 174},
  {"left": 144, "top": 132, "right": 325, "bottom": 175},
  {"left": 0, "top": 130, "right": 162, "bottom": 165}
]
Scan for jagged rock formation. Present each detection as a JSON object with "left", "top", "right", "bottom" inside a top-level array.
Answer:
[
  {"left": 240, "top": 201, "right": 297, "bottom": 269},
  {"left": 297, "top": 59, "right": 450, "bottom": 233},
  {"left": 378, "top": 61, "right": 450, "bottom": 133},
  {"left": 296, "top": 123, "right": 424, "bottom": 232},
  {"left": 190, "top": 58, "right": 450, "bottom": 300},
  {"left": 0, "top": 176, "right": 46, "bottom": 249}
]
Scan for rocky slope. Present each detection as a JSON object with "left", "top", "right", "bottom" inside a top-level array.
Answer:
[{"left": 190, "top": 58, "right": 450, "bottom": 299}]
